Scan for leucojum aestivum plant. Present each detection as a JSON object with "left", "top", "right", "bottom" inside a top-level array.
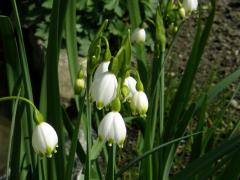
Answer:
[{"left": 1, "top": 0, "right": 240, "bottom": 179}]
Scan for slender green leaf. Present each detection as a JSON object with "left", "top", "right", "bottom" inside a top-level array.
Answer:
[
  {"left": 10, "top": 0, "right": 37, "bottom": 171},
  {"left": 62, "top": 107, "right": 86, "bottom": 162},
  {"left": 173, "top": 135, "right": 240, "bottom": 180},
  {"left": 6, "top": 90, "right": 21, "bottom": 180},
  {"left": 90, "top": 140, "right": 105, "bottom": 160},
  {"left": 196, "top": 69, "right": 240, "bottom": 110},
  {"left": 0, "top": 16, "right": 21, "bottom": 93},
  {"left": 39, "top": 0, "right": 70, "bottom": 179},
  {"left": 65, "top": 95, "right": 85, "bottom": 180},
  {"left": 166, "top": 0, "right": 216, "bottom": 138},
  {"left": 219, "top": 148, "right": 240, "bottom": 180},
  {"left": 116, "top": 132, "right": 202, "bottom": 178},
  {"left": 65, "top": 0, "right": 78, "bottom": 87}
]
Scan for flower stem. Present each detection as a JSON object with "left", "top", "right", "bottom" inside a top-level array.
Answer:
[
  {"left": 0, "top": 96, "right": 37, "bottom": 111},
  {"left": 85, "top": 74, "right": 92, "bottom": 180},
  {"left": 106, "top": 145, "right": 115, "bottom": 180},
  {"left": 0, "top": 96, "right": 44, "bottom": 124}
]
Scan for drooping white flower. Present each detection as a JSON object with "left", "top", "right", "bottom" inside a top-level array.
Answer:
[
  {"left": 90, "top": 72, "right": 118, "bottom": 109},
  {"left": 131, "top": 28, "right": 146, "bottom": 43},
  {"left": 131, "top": 91, "right": 148, "bottom": 116},
  {"left": 183, "top": 0, "right": 198, "bottom": 12},
  {"left": 93, "top": 61, "right": 110, "bottom": 80},
  {"left": 32, "top": 122, "right": 58, "bottom": 157},
  {"left": 98, "top": 112, "right": 126, "bottom": 148},
  {"left": 123, "top": 76, "right": 137, "bottom": 99}
]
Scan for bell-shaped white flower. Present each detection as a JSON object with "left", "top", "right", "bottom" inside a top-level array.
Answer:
[
  {"left": 93, "top": 61, "right": 110, "bottom": 80},
  {"left": 90, "top": 72, "right": 118, "bottom": 109},
  {"left": 123, "top": 76, "right": 137, "bottom": 100},
  {"left": 183, "top": 0, "right": 198, "bottom": 12},
  {"left": 131, "top": 91, "right": 148, "bottom": 116},
  {"left": 131, "top": 28, "right": 146, "bottom": 43},
  {"left": 32, "top": 122, "right": 58, "bottom": 157},
  {"left": 98, "top": 112, "right": 126, "bottom": 148}
]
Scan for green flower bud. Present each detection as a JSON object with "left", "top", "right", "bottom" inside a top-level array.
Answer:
[
  {"left": 74, "top": 78, "right": 85, "bottom": 94},
  {"left": 179, "top": 7, "right": 186, "bottom": 18}
]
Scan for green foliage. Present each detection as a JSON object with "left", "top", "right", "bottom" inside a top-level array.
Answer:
[{"left": 1, "top": 0, "right": 240, "bottom": 180}]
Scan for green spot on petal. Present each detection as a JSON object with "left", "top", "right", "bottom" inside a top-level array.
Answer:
[
  {"left": 118, "top": 139, "right": 125, "bottom": 148},
  {"left": 46, "top": 145, "right": 53, "bottom": 158},
  {"left": 97, "top": 101, "right": 104, "bottom": 110}
]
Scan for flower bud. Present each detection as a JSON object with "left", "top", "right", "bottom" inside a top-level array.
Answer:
[
  {"left": 32, "top": 122, "right": 58, "bottom": 157},
  {"left": 93, "top": 61, "right": 110, "bottom": 80},
  {"left": 98, "top": 112, "right": 126, "bottom": 148},
  {"left": 130, "top": 91, "right": 148, "bottom": 117},
  {"left": 90, "top": 72, "right": 118, "bottom": 109},
  {"left": 74, "top": 78, "right": 85, "bottom": 94},
  {"left": 179, "top": 7, "right": 186, "bottom": 18},
  {"left": 131, "top": 28, "right": 146, "bottom": 43},
  {"left": 183, "top": 0, "right": 198, "bottom": 12}
]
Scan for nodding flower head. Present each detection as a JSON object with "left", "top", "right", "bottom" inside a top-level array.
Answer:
[
  {"left": 131, "top": 91, "right": 148, "bottom": 117},
  {"left": 90, "top": 72, "right": 118, "bottom": 109},
  {"left": 32, "top": 122, "right": 58, "bottom": 158},
  {"left": 93, "top": 61, "right": 110, "bottom": 80},
  {"left": 98, "top": 111, "right": 126, "bottom": 148},
  {"left": 131, "top": 28, "right": 146, "bottom": 43},
  {"left": 183, "top": 0, "right": 198, "bottom": 12}
]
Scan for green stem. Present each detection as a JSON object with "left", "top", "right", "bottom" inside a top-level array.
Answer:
[
  {"left": 106, "top": 145, "right": 115, "bottom": 180},
  {"left": 6, "top": 91, "right": 21, "bottom": 180},
  {"left": 127, "top": 0, "right": 141, "bottom": 28},
  {"left": 0, "top": 96, "right": 37, "bottom": 111},
  {"left": 85, "top": 74, "right": 92, "bottom": 180},
  {"left": 65, "top": 94, "right": 85, "bottom": 179},
  {"left": 158, "top": 52, "right": 165, "bottom": 180},
  {"left": 126, "top": 0, "right": 148, "bottom": 86},
  {"left": 0, "top": 96, "right": 44, "bottom": 124}
]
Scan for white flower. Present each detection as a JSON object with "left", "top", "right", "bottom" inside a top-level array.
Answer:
[
  {"left": 93, "top": 61, "right": 110, "bottom": 80},
  {"left": 183, "top": 0, "right": 198, "bottom": 12},
  {"left": 131, "top": 28, "right": 146, "bottom": 43},
  {"left": 131, "top": 91, "right": 148, "bottom": 116},
  {"left": 123, "top": 76, "right": 137, "bottom": 100},
  {"left": 32, "top": 122, "right": 58, "bottom": 157},
  {"left": 90, "top": 72, "right": 118, "bottom": 109},
  {"left": 98, "top": 112, "right": 126, "bottom": 148}
]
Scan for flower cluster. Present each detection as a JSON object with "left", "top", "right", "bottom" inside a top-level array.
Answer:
[
  {"left": 90, "top": 58, "right": 148, "bottom": 148},
  {"left": 165, "top": 0, "right": 199, "bottom": 35}
]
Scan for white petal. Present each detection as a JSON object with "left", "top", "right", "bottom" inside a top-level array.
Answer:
[
  {"left": 124, "top": 76, "right": 137, "bottom": 97},
  {"left": 94, "top": 61, "right": 110, "bottom": 79},
  {"left": 98, "top": 112, "right": 127, "bottom": 147},
  {"left": 32, "top": 122, "right": 58, "bottom": 155},
  {"left": 132, "top": 91, "right": 148, "bottom": 115},
  {"left": 91, "top": 72, "right": 118, "bottom": 107},
  {"left": 132, "top": 28, "right": 146, "bottom": 43},
  {"left": 112, "top": 112, "right": 126, "bottom": 144},
  {"left": 98, "top": 112, "right": 114, "bottom": 140},
  {"left": 183, "top": 0, "right": 198, "bottom": 12}
]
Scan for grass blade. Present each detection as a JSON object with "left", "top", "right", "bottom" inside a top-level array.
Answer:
[
  {"left": 10, "top": 0, "right": 37, "bottom": 171},
  {"left": 65, "top": 0, "right": 78, "bottom": 87},
  {"left": 173, "top": 135, "right": 240, "bottom": 180},
  {"left": 39, "top": 0, "right": 70, "bottom": 178},
  {"left": 116, "top": 132, "right": 202, "bottom": 178}
]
